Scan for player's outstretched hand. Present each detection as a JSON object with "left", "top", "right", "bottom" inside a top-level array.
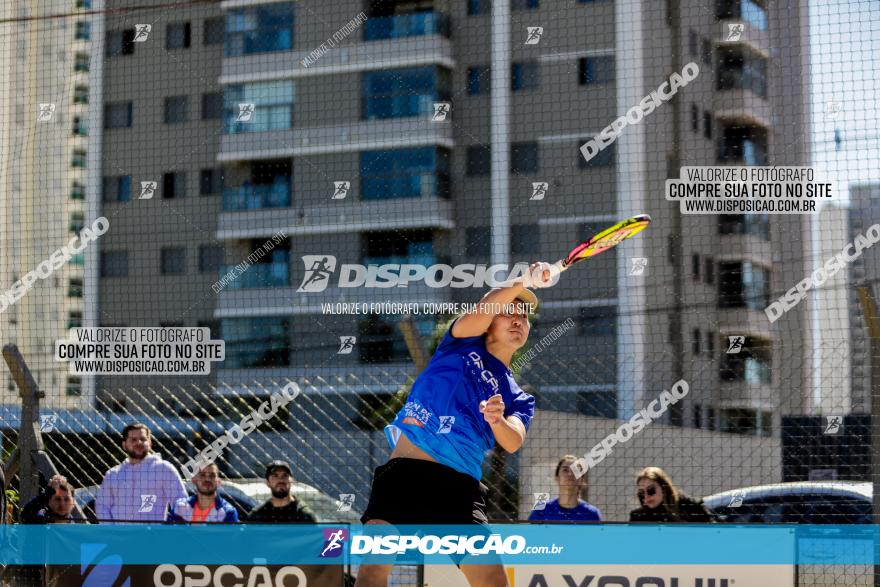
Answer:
[
  {"left": 525, "top": 261, "right": 558, "bottom": 289},
  {"left": 480, "top": 394, "right": 505, "bottom": 426}
]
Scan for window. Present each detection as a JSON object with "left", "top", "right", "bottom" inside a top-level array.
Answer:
[
  {"left": 511, "top": 142, "right": 538, "bottom": 174},
  {"left": 512, "top": 61, "right": 540, "bottom": 91},
  {"left": 707, "top": 331, "right": 715, "bottom": 355},
  {"left": 358, "top": 314, "right": 436, "bottom": 364},
  {"left": 221, "top": 317, "right": 290, "bottom": 369},
  {"left": 363, "top": 229, "right": 434, "bottom": 267},
  {"left": 197, "top": 320, "right": 221, "bottom": 340},
  {"left": 721, "top": 408, "right": 758, "bottom": 435},
  {"left": 203, "top": 16, "right": 224, "bottom": 45},
  {"left": 717, "top": 47, "right": 768, "bottom": 98},
  {"left": 718, "top": 261, "right": 770, "bottom": 309},
  {"left": 707, "top": 407, "right": 716, "bottom": 430},
  {"left": 716, "top": 0, "right": 768, "bottom": 31},
  {"left": 73, "top": 85, "right": 89, "bottom": 104},
  {"left": 718, "top": 123, "right": 768, "bottom": 165},
  {"left": 68, "top": 278, "right": 83, "bottom": 298},
  {"left": 200, "top": 168, "right": 223, "bottom": 195},
  {"left": 198, "top": 245, "right": 224, "bottom": 273},
  {"left": 101, "top": 251, "right": 129, "bottom": 277},
  {"left": 720, "top": 336, "right": 771, "bottom": 384},
  {"left": 691, "top": 104, "right": 699, "bottom": 132},
  {"left": 512, "top": 224, "right": 540, "bottom": 255},
  {"left": 104, "top": 102, "right": 132, "bottom": 129},
  {"left": 362, "top": 67, "right": 451, "bottom": 120},
  {"left": 689, "top": 30, "right": 698, "bottom": 57},
  {"left": 704, "top": 111, "right": 713, "bottom": 138},
  {"left": 75, "top": 21, "right": 91, "bottom": 40},
  {"left": 74, "top": 52, "right": 90, "bottom": 72},
  {"left": 578, "top": 306, "right": 616, "bottom": 336},
  {"left": 103, "top": 175, "right": 131, "bottom": 202},
  {"left": 226, "top": 3, "right": 294, "bottom": 57},
  {"left": 692, "top": 254, "right": 701, "bottom": 280},
  {"left": 578, "top": 140, "right": 615, "bottom": 168},
  {"left": 69, "top": 212, "right": 85, "bottom": 234},
  {"left": 466, "top": 227, "right": 490, "bottom": 257},
  {"left": 164, "top": 96, "right": 188, "bottom": 124},
  {"left": 66, "top": 376, "right": 82, "bottom": 397},
  {"left": 224, "top": 80, "right": 294, "bottom": 133},
  {"left": 468, "top": 0, "right": 491, "bottom": 15},
  {"left": 693, "top": 328, "right": 701, "bottom": 355},
  {"left": 467, "top": 66, "right": 490, "bottom": 95},
  {"left": 705, "top": 257, "right": 715, "bottom": 284},
  {"left": 579, "top": 56, "right": 615, "bottom": 85},
  {"left": 163, "top": 172, "right": 185, "bottom": 199},
  {"left": 71, "top": 149, "right": 87, "bottom": 168},
  {"left": 201, "top": 92, "right": 223, "bottom": 120},
  {"left": 73, "top": 116, "right": 88, "bottom": 136},
  {"left": 694, "top": 404, "right": 702, "bottom": 428},
  {"left": 71, "top": 181, "right": 85, "bottom": 200},
  {"left": 719, "top": 214, "right": 770, "bottom": 239},
  {"left": 360, "top": 147, "right": 450, "bottom": 200},
  {"left": 106, "top": 29, "right": 135, "bottom": 56},
  {"left": 161, "top": 247, "right": 186, "bottom": 275},
  {"left": 466, "top": 146, "right": 491, "bottom": 176},
  {"left": 701, "top": 38, "right": 713, "bottom": 66},
  {"left": 76, "top": 0, "right": 92, "bottom": 8},
  {"left": 512, "top": 0, "right": 539, "bottom": 8},
  {"left": 166, "top": 22, "right": 192, "bottom": 49}
]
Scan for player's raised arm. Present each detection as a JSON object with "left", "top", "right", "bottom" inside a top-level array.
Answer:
[{"left": 451, "top": 261, "right": 555, "bottom": 338}]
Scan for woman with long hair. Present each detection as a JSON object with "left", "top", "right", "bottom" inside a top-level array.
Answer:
[{"left": 629, "top": 467, "right": 714, "bottom": 523}]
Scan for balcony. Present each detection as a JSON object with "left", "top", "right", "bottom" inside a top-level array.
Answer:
[
  {"left": 219, "top": 262, "right": 290, "bottom": 290},
  {"left": 363, "top": 12, "right": 451, "bottom": 41},
  {"left": 218, "top": 118, "right": 453, "bottom": 162},
  {"left": 223, "top": 180, "right": 291, "bottom": 211},
  {"left": 217, "top": 196, "right": 454, "bottom": 239}
]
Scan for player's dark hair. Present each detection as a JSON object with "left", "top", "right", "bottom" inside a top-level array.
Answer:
[
  {"left": 122, "top": 422, "right": 151, "bottom": 443},
  {"left": 636, "top": 466, "right": 680, "bottom": 513}
]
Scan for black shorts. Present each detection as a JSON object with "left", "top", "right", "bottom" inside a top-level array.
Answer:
[{"left": 361, "top": 458, "right": 490, "bottom": 526}]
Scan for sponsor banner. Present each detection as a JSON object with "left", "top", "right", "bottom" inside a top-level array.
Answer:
[
  {"left": 425, "top": 564, "right": 795, "bottom": 587},
  {"left": 0, "top": 525, "right": 876, "bottom": 566},
  {"left": 46, "top": 564, "right": 341, "bottom": 587}
]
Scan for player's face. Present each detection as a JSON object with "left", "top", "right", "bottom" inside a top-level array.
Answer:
[
  {"left": 49, "top": 489, "right": 74, "bottom": 518},
  {"left": 489, "top": 304, "right": 531, "bottom": 348},
  {"left": 267, "top": 470, "right": 292, "bottom": 498},
  {"left": 556, "top": 462, "right": 582, "bottom": 489},
  {"left": 194, "top": 466, "right": 220, "bottom": 495},
  {"left": 637, "top": 478, "right": 664, "bottom": 509},
  {"left": 122, "top": 429, "right": 151, "bottom": 461}
]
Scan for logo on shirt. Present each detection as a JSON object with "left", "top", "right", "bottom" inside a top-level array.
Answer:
[
  {"left": 401, "top": 401, "right": 432, "bottom": 429},
  {"left": 437, "top": 416, "right": 455, "bottom": 434},
  {"left": 138, "top": 494, "right": 157, "bottom": 513},
  {"left": 467, "top": 352, "right": 500, "bottom": 394},
  {"left": 320, "top": 528, "right": 348, "bottom": 558}
]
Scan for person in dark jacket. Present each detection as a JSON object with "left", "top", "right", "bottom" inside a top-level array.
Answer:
[
  {"left": 21, "top": 475, "right": 76, "bottom": 524},
  {"left": 629, "top": 467, "right": 714, "bottom": 523},
  {"left": 247, "top": 461, "right": 316, "bottom": 523}
]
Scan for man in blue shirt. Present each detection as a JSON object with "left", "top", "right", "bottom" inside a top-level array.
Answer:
[
  {"left": 529, "top": 455, "right": 603, "bottom": 523},
  {"left": 357, "top": 264, "right": 554, "bottom": 587}
]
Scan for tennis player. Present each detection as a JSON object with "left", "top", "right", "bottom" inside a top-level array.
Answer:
[{"left": 356, "top": 262, "right": 555, "bottom": 587}]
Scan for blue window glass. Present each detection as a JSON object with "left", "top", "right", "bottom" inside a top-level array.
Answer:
[
  {"left": 221, "top": 317, "right": 290, "bottom": 369},
  {"left": 467, "top": 67, "right": 489, "bottom": 95},
  {"left": 226, "top": 3, "right": 294, "bottom": 57},
  {"left": 363, "top": 12, "right": 450, "bottom": 41},
  {"left": 360, "top": 148, "right": 450, "bottom": 200},
  {"left": 468, "top": 0, "right": 490, "bottom": 15},
  {"left": 363, "top": 67, "right": 449, "bottom": 120},
  {"left": 224, "top": 80, "right": 294, "bottom": 133}
]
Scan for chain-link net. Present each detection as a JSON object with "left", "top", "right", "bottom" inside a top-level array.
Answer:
[{"left": 0, "top": 0, "right": 878, "bottom": 585}]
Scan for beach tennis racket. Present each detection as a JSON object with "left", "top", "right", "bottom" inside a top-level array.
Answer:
[{"left": 552, "top": 213, "right": 652, "bottom": 275}]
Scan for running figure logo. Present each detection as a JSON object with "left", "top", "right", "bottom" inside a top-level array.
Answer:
[
  {"left": 138, "top": 495, "right": 157, "bottom": 513},
  {"left": 338, "top": 336, "right": 356, "bottom": 355},
  {"left": 432, "top": 103, "right": 450, "bottom": 121},
  {"left": 297, "top": 255, "right": 337, "bottom": 292},
  {"left": 533, "top": 493, "right": 550, "bottom": 511},
  {"left": 336, "top": 494, "right": 355, "bottom": 512},
  {"left": 525, "top": 27, "right": 544, "bottom": 45},
  {"left": 726, "top": 23, "right": 744, "bottom": 41},
  {"left": 629, "top": 258, "right": 648, "bottom": 276},
  {"left": 437, "top": 416, "right": 455, "bottom": 434},
  {"left": 824, "top": 101, "right": 843, "bottom": 121},
  {"left": 530, "top": 182, "right": 548, "bottom": 201},
  {"left": 320, "top": 528, "right": 348, "bottom": 558},
  {"left": 824, "top": 416, "right": 842, "bottom": 435},
  {"left": 38, "top": 104, "right": 55, "bottom": 122},
  {"left": 236, "top": 103, "right": 255, "bottom": 122},
  {"left": 39, "top": 415, "right": 57, "bottom": 433},
  {"left": 332, "top": 181, "right": 350, "bottom": 199},
  {"left": 727, "top": 491, "right": 745, "bottom": 508},
  {"left": 726, "top": 336, "right": 745, "bottom": 354},
  {"left": 139, "top": 181, "right": 157, "bottom": 200},
  {"left": 133, "top": 24, "right": 151, "bottom": 42}
]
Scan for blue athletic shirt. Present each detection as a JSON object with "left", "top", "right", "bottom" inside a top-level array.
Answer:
[
  {"left": 385, "top": 320, "right": 536, "bottom": 481},
  {"left": 528, "top": 498, "right": 603, "bottom": 522}
]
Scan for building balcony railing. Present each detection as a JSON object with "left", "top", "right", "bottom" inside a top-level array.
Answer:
[
  {"left": 219, "top": 262, "right": 290, "bottom": 289},
  {"left": 223, "top": 180, "right": 291, "bottom": 211},
  {"left": 363, "top": 12, "right": 451, "bottom": 42}
]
